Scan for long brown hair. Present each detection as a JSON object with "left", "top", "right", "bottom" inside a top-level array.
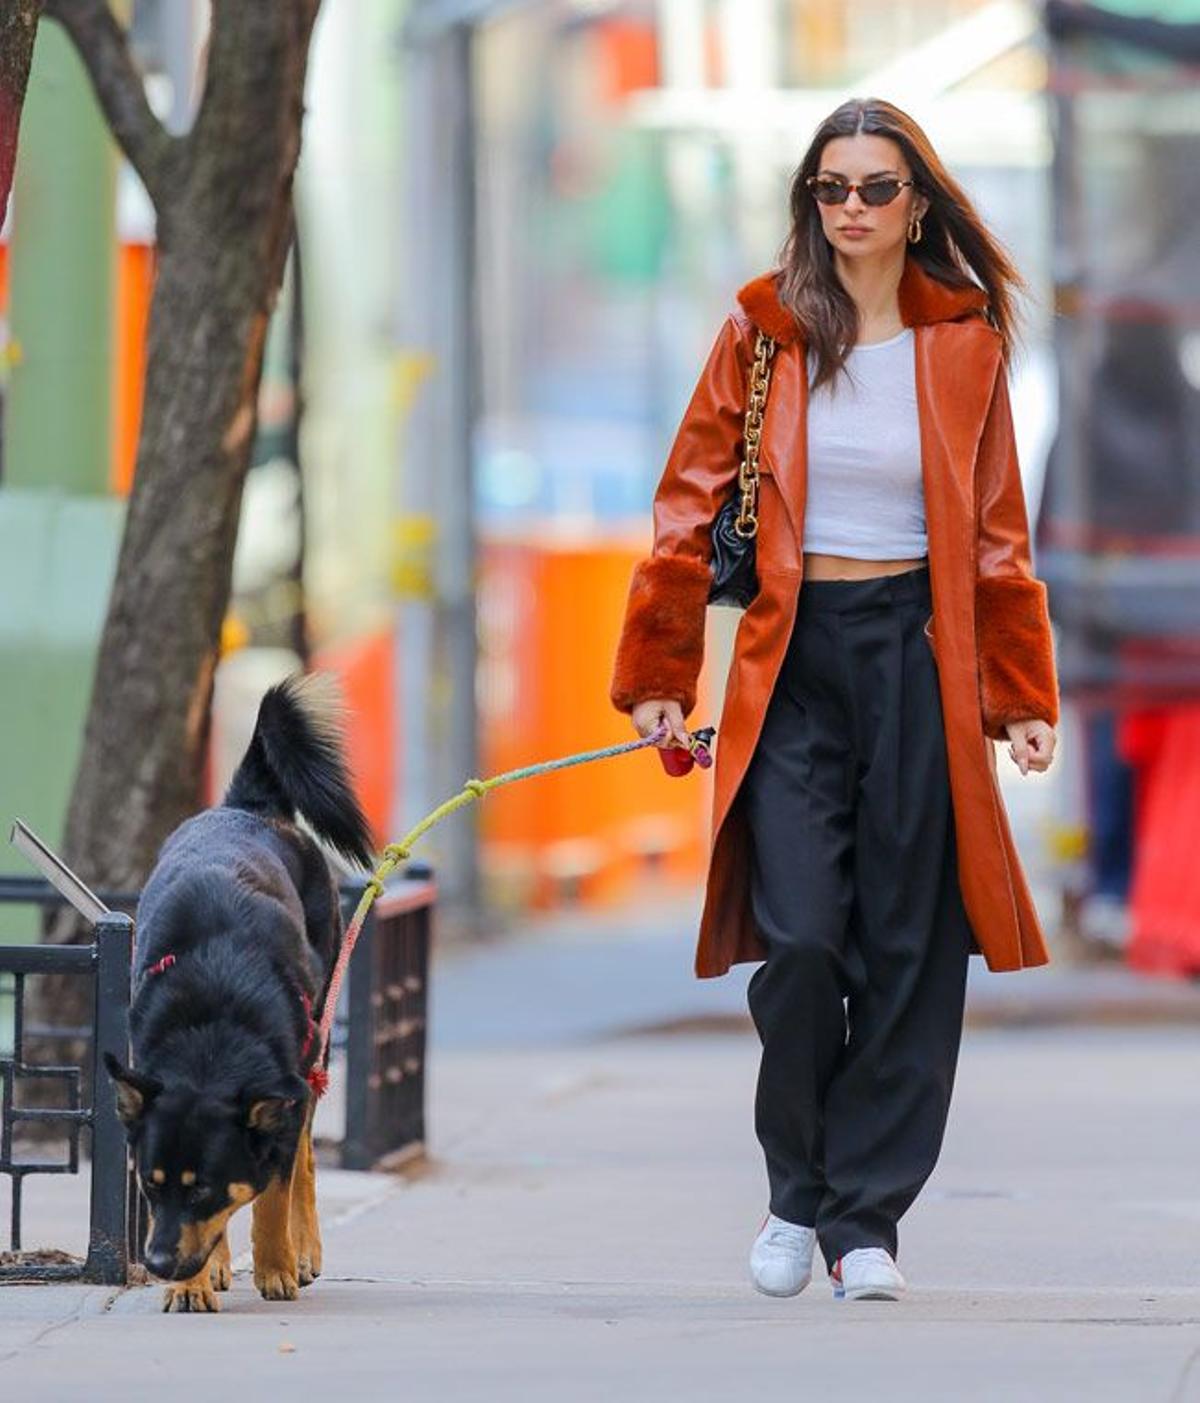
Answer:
[{"left": 778, "top": 97, "right": 1028, "bottom": 393}]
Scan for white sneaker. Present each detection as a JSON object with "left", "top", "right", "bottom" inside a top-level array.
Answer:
[
  {"left": 829, "top": 1246, "right": 906, "bottom": 1301},
  {"left": 749, "top": 1213, "right": 816, "bottom": 1297}
]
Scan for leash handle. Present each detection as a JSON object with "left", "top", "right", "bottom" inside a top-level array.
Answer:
[{"left": 656, "top": 724, "right": 715, "bottom": 775}]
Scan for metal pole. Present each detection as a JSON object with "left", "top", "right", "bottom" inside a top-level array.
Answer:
[
  {"left": 402, "top": 22, "right": 482, "bottom": 929},
  {"left": 396, "top": 29, "right": 438, "bottom": 874},
  {"left": 442, "top": 22, "right": 481, "bottom": 924},
  {"left": 83, "top": 911, "right": 132, "bottom": 1285}
]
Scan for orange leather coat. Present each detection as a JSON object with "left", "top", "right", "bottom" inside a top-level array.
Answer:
[{"left": 610, "top": 254, "right": 1060, "bottom": 977}]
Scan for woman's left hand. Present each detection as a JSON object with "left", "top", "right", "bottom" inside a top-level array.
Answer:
[{"left": 1004, "top": 719, "right": 1056, "bottom": 775}]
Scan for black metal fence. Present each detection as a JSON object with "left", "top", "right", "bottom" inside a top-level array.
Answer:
[
  {"left": 1, "top": 870, "right": 436, "bottom": 1285},
  {"left": 339, "top": 876, "right": 434, "bottom": 1170},
  {"left": 0, "top": 891, "right": 133, "bottom": 1285}
]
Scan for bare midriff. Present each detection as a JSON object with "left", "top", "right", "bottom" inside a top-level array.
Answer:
[{"left": 802, "top": 551, "right": 927, "bottom": 581}]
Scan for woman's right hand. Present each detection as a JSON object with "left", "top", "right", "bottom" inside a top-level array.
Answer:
[{"left": 631, "top": 699, "right": 691, "bottom": 750}]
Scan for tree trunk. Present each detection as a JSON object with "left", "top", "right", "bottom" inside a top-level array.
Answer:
[
  {"left": 0, "top": 0, "right": 45, "bottom": 226},
  {"left": 30, "top": 1, "right": 322, "bottom": 1049}
]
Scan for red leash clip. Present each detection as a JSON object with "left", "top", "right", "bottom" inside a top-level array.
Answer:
[{"left": 656, "top": 726, "right": 715, "bottom": 777}]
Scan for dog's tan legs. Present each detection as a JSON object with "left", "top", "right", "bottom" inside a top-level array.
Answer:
[
  {"left": 208, "top": 1232, "right": 232, "bottom": 1291},
  {"left": 252, "top": 1169, "right": 299, "bottom": 1301},
  {"left": 163, "top": 1270, "right": 221, "bottom": 1313},
  {"left": 290, "top": 1117, "right": 322, "bottom": 1287}
]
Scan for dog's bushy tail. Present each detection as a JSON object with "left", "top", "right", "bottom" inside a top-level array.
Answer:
[{"left": 224, "top": 675, "right": 374, "bottom": 869}]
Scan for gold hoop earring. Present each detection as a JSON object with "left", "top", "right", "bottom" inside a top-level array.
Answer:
[{"left": 907, "top": 214, "right": 923, "bottom": 244}]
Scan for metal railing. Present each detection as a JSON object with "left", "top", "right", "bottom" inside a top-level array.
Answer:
[
  {"left": 0, "top": 890, "right": 133, "bottom": 1285},
  {"left": 338, "top": 875, "right": 435, "bottom": 1170}
]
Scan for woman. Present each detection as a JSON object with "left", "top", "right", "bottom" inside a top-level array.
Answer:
[{"left": 608, "top": 98, "right": 1059, "bottom": 1302}]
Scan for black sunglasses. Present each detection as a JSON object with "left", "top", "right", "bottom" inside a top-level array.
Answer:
[{"left": 806, "top": 175, "right": 916, "bottom": 207}]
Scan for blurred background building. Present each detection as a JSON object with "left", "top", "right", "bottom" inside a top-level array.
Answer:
[
  {"left": 1035, "top": 0, "right": 1200, "bottom": 972},
  {"left": 1, "top": 0, "right": 1197, "bottom": 969},
  {"left": 399, "top": 0, "right": 1064, "bottom": 931}
]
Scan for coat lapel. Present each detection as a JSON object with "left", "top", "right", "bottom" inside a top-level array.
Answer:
[
  {"left": 916, "top": 320, "right": 1002, "bottom": 559},
  {"left": 736, "top": 256, "right": 997, "bottom": 564},
  {"left": 758, "top": 337, "right": 807, "bottom": 553}
]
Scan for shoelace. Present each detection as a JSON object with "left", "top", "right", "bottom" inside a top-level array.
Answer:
[
  {"left": 844, "top": 1247, "right": 896, "bottom": 1269},
  {"left": 842, "top": 1251, "right": 898, "bottom": 1285},
  {"left": 763, "top": 1223, "right": 812, "bottom": 1250}
]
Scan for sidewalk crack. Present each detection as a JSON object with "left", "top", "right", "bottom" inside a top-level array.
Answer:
[
  {"left": 1169, "top": 1341, "right": 1200, "bottom": 1403},
  {"left": 0, "top": 1286, "right": 122, "bottom": 1368}
]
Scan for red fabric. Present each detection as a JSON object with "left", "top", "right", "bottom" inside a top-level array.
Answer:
[
  {"left": 1121, "top": 704, "right": 1200, "bottom": 976},
  {"left": 658, "top": 745, "right": 696, "bottom": 777},
  {"left": 298, "top": 990, "right": 327, "bottom": 1098},
  {"left": 299, "top": 991, "right": 315, "bottom": 1062}
]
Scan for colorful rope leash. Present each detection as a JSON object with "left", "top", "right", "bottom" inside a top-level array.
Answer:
[{"left": 312, "top": 720, "right": 715, "bottom": 1075}]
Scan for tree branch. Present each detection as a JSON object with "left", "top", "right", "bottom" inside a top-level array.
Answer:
[
  {"left": 43, "top": 0, "right": 177, "bottom": 204},
  {"left": 0, "top": 0, "right": 46, "bottom": 225}
]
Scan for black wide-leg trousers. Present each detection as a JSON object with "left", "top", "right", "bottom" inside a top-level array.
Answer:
[{"left": 741, "top": 563, "right": 973, "bottom": 1272}]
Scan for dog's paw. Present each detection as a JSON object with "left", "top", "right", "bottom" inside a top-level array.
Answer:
[
  {"left": 254, "top": 1264, "right": 300, "bottom": 1301},
  {"left": 295, "top": 1228, "right": 322, "bottom": 1287},
  {"left": 208, "top": 1235, "right": 233, "bottom": 1291},
  {"left": 162, "top": 1278, "right": 221, "bottom": 1313}
]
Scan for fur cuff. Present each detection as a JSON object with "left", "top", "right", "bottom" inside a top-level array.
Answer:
[
  {"left": 610, "top": 554, "right": 711, "bottom": 717},
  {"left": 976, "top": 574, "right": 1059, "bottom": 740}
]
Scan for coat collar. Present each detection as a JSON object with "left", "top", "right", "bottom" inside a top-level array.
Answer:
[
  {"left": 736, "top": 255, "right": 989, "bottom": 344},
  {"left": 734, "top": 252, "right": 1002, "bottom": 587}
]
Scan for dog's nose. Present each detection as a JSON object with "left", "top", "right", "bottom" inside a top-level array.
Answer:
[{"left": 143, "top": 1249, "right": 176, "bottom": 1279}]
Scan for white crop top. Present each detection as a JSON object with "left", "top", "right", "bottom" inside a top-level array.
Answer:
[{"left": 802, "top": 327, "right": 926, "bottom": 560}]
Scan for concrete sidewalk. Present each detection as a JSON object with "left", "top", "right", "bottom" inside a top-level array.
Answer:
[{"left": 3, "top": 1022, "right": 1200, "bottom": 1401}]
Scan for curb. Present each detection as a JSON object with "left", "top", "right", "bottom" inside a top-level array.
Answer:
[{"left": 612, "top": 996, "right": 1200, "bottom": 1039}]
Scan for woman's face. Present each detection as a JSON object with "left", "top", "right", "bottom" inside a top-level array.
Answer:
[{"left": 810, "top": 133, "right": 930, "bottom": 260}]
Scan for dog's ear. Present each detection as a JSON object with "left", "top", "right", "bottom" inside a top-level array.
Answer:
[
  {"left": 244, "top": 1098, "right": 294, "bottom": 1134},
  {"left": 104, "top": 1052, "right": 162, "bottom": 1127},
  {"left": 242, "top": 1075, "right": 308, "bottom": 1134}
]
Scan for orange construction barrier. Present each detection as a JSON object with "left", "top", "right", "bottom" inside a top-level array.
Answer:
[
  {"left": 477, "top": 532, "right": 711, "bottom": 911},
  {"left": 1119, "top": 703, "right": 1200, "bottom": 976}
]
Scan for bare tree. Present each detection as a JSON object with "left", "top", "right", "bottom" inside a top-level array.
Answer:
[
  {"left": 0, "top": 0, "right": 43, "bottom": 224},
  {"left": 13, "top": 1, "right": 323, "bottom": 1056},
  {"left": 53, "top": 0, "right": 320, "bottom": 890}
]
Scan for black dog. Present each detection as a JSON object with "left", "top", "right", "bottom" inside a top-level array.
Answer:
[{"left": 105, "top": 676, "right": 372, "bottom": 1312}]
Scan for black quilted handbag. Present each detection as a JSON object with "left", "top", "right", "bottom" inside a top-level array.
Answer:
[{"left": 707, "top": 329, "right": 777, "bottom": 608}]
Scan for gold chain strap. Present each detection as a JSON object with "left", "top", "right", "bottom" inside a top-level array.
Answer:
[{"left": 735, "top": 330, "right": 777, "bottom": 539}]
